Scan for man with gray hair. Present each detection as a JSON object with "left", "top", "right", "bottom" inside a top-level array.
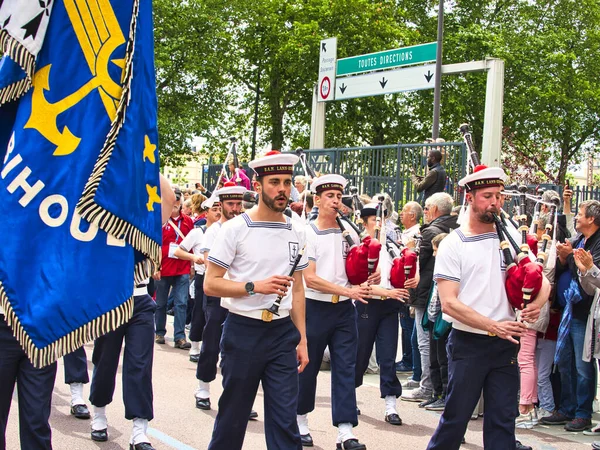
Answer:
[
  {"left": 402, "top": 193, "right": 458, "bottom": 404},
  {"left": 541, "top": 199, "right": 600, "bottom": 432}
]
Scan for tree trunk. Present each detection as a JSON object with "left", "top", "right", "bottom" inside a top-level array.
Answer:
[{"left": 268, "top": 68, "right": 284, "bottom": 150}]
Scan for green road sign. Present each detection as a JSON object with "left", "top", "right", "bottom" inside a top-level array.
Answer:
[{"left": 336, "top": 42, "right": 437, "bottom": 77}]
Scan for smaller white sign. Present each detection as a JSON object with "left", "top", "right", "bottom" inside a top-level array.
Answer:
[
  {"left": 318, "top": 38, "right": 337, "bottom": 102},
  {"left": 335, "top": 63, "right": 436, "bottom": 100}
]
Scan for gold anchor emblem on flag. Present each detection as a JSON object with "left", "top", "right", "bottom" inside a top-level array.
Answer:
[{"left": 24, "top": 0, "right": 126, "bottom": 156}]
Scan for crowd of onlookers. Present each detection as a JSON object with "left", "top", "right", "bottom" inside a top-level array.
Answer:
[{"left": 161, "top": 150, "right": 600, "bottom": 449}]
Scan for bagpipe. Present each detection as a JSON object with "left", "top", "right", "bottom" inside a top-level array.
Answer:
[
  {"left": 459, "top": 124, "right": 543, "bottom": 310},
  {"left": 388, "top": 235, "right": 420, "bottom": 289},
  {"left": 335, "top": 208, "right": 381, "bottom": 286},
  {"left": 349, "top": 185, "right": 364, "bottom": 230}
]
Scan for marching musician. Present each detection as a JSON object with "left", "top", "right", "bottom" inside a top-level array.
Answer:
[
  {"left": 63, "top": 347, "right": 91, "bottom": 419},
  {"left": 297, "top": 174, "right": 374, "bottom": 450},
  {"left": 354, "top": 202, "right": 409, "bottom": 426},
  {"left": 89, "top": 175, "right": 176, "bottom": 450},
  {"left": 427, "top": 167, "right": 550, "bottom": 450},
  {"left": 204, "top": 151, "right": 309, "bottom": 450},
  {"left": 174, "top": 197, "right": 222, "bottom": 362},
  {"left": 194, "top": 183, "right": 244, "bottom": 411}
]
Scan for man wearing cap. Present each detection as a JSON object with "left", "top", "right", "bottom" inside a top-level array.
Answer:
[
  {"left": 194, "top": 183, "right": 244, "bottom": 411},
  {"left": 354, "top": 201, "right": 409, "bottom": 426},
  {"left": 427, "top": 166, "right": 550, "bottom": 450},
  {"left": 204, "top": 151, "right": 309, "bottom": 450},
  {"left": 297, "top": 174, "right": 373, "bottom": 450}
]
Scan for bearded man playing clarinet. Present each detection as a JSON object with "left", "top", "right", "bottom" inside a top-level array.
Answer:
[
  {"left": 427, "top": 166, "right": 550, "bottom": 450},
  {"left": 204, "top": 151, "right": 309, "bottom": 450},
  {"left": 297, "top": 174, "right": 375, "bottom": 450}
]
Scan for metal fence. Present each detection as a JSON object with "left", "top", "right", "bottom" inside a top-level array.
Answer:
[
  {"left": 204, "top": 142, "right": 468, "bottom": 208},
  {"left": 202, "top": 144, "right": 600, "bottom": 212}
]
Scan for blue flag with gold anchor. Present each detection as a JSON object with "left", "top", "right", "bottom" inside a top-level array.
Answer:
[{"left": 0, "top": 0, "right": 162, "bottom": 367}]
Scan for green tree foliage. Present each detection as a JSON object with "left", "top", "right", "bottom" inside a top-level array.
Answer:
[{"left": 154, "top": 0, "right": 600, "bottom": 181}]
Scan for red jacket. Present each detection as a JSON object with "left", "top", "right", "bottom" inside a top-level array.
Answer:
[{"left": 161, "top": 215, "right": 194, "bottom": 277}]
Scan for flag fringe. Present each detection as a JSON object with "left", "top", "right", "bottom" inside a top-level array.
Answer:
[
  {"left": 0, "top": 30, "right": 35, "bottom": 105},
  {"left": 75, "top": 0, "right": 160, "bottom": 270},
  {"left": 0, "top": 282, "right": 134, "bottom": 369}
]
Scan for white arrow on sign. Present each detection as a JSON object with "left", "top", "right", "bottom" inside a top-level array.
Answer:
[{"left": 335, "top": 64, "right": 436, "bottom": 100}]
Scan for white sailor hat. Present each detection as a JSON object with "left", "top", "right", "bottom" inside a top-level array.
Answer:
[
  {"left": 459, "top": 165, "right": 507, "bottom": 191},
  {"left": 312, "top": 174, "right": 347, "bottom": 195},
  {"left": 201, "top": 195, "right": 220, "bottom": 209},
  {"left": 248, "top": 150, "right": 299, "bottom": 177},
  {"left": 215, "top": 181, "right": 245, "bottom": 201}
]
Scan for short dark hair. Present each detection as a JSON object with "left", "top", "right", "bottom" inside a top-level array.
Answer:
[{"left": 429, "top": 149, "right": 442, "bottom": 163}]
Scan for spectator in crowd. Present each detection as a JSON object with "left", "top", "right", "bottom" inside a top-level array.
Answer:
[
  {"left": 411, "top": 149, "right": 447, "bottom": 203},
  {"left": 294, "top": 175, "right": 307, "bottom": 195},
  {"left": 227, "top": 158, "right": 251, "bottom": 190},
  {"left": 182, "top": 199, "right": 193, "bottom": 217},
  {"left": 541, "top": 200, "right": 600, "bottom": 431},
  {"left": 421, "top": 232, "right": 451, "bottom": 412},
  {"left": 402, "top": 193, "right": 457, "bottom": 404},
  {"left": 154, "top": 190, "right": 194, "bottom": 350}
]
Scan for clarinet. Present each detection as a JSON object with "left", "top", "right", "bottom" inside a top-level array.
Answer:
[{"left": 262, "top": 246, "right": 306, "bottom": 322}]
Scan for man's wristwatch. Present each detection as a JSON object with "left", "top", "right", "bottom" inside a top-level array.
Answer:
[{"left": 245, "top": 281, "right": 256, "bottom": 296}]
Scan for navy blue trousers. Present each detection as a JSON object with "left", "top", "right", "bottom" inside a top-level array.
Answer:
[
  {"left": 89, "top": 294, "right": 155, "bottom": 420},
  {"left": 196, "top": 295, "right": 227, "bottom": 383},
  {"left": 208, "top": 314, "right": 302, "bottom": 450},
  {"left": 427, "top": 330, "right": 519, "bottom": 450},
  {"left": 298, "top": 299, "right": 358, "bottom": 426},
  {"left": 63, "top": 346, "right": 89, "bottom": 385},
  {"left": 355, "top": 300, "right": 402, "bottom": 398},
  {"left": 0, "top": 317, "right": 57, "bottom": 450},
  {"left": 188, "top": 273, "right": 205, "bottom": 342}
]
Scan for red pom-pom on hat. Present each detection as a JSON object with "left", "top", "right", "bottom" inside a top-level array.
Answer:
[
  {"left": 265, "top": 150, "right": 281, "bottom": 156},
  {"left": 223, "top": 181, "right": 236, "bottom": 187},
  {"left": 474, "top": 165, "right": 488, "bottom": 172}
]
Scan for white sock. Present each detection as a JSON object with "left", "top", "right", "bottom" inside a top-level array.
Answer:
[
  {"left": 385, "top": 395, "right": 397, "bottom": 415},
  {"left": 70, "top": 382, "right": 85, "bottom": 406},
  {"left": 195, "top": 380, "right": 210, "bottom": 399},
  {"left": 91, "top": 406, "right": 107, "bottom": 431},
  {"left": 337, "top": 422, "right": 355, "bottom": 443},
  {"left": 189, "top": 341, "right": 201, "bottom": 355},
  {"left": 297, "top": 414, "right": 309, "bottom": 435},
  {"left": 131, "top": 418, "right": 149, "bottom": 445}
]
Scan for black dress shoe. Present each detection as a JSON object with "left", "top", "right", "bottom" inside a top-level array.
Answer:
[
  {"left": 70, "top": 404, "right": 90, "bottom": 419},
  {"left": 129, "top": 443, "right": 156, "bottom": 450},
  {"left": 300, "top": 433, "right": 314, "bottom": 447},
  {"left": 336, "top": 438, "right": 367, "bottom": 450},
  {"left": 515, "top": 441, "right": 532, "bottom": 450},
  {"left": 249, "top": 410, "right": 258, "bottom": 420},
  {"left": 91, "top": 429, "right": 108, "bottom": 442},
  {"left": 385, "top": 413, "right": 402, "bottom": 425},
  {"left": 356, "top": 407, "right": 361, "bottom": 415},
  {"left": 189, "top": 354, "right": 200, "bottom": 363},
  {"left": 195, "top": 397, "right": 211, "bottom": 410}
]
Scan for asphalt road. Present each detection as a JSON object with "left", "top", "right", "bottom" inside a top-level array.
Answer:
[{"left": 5, "top": 318, "right": 598, "bottom": 450}]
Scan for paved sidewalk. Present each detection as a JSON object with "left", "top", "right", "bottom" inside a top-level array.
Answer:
[{"left": 5, "top": 318, "right": 597, "bottom": 449}]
